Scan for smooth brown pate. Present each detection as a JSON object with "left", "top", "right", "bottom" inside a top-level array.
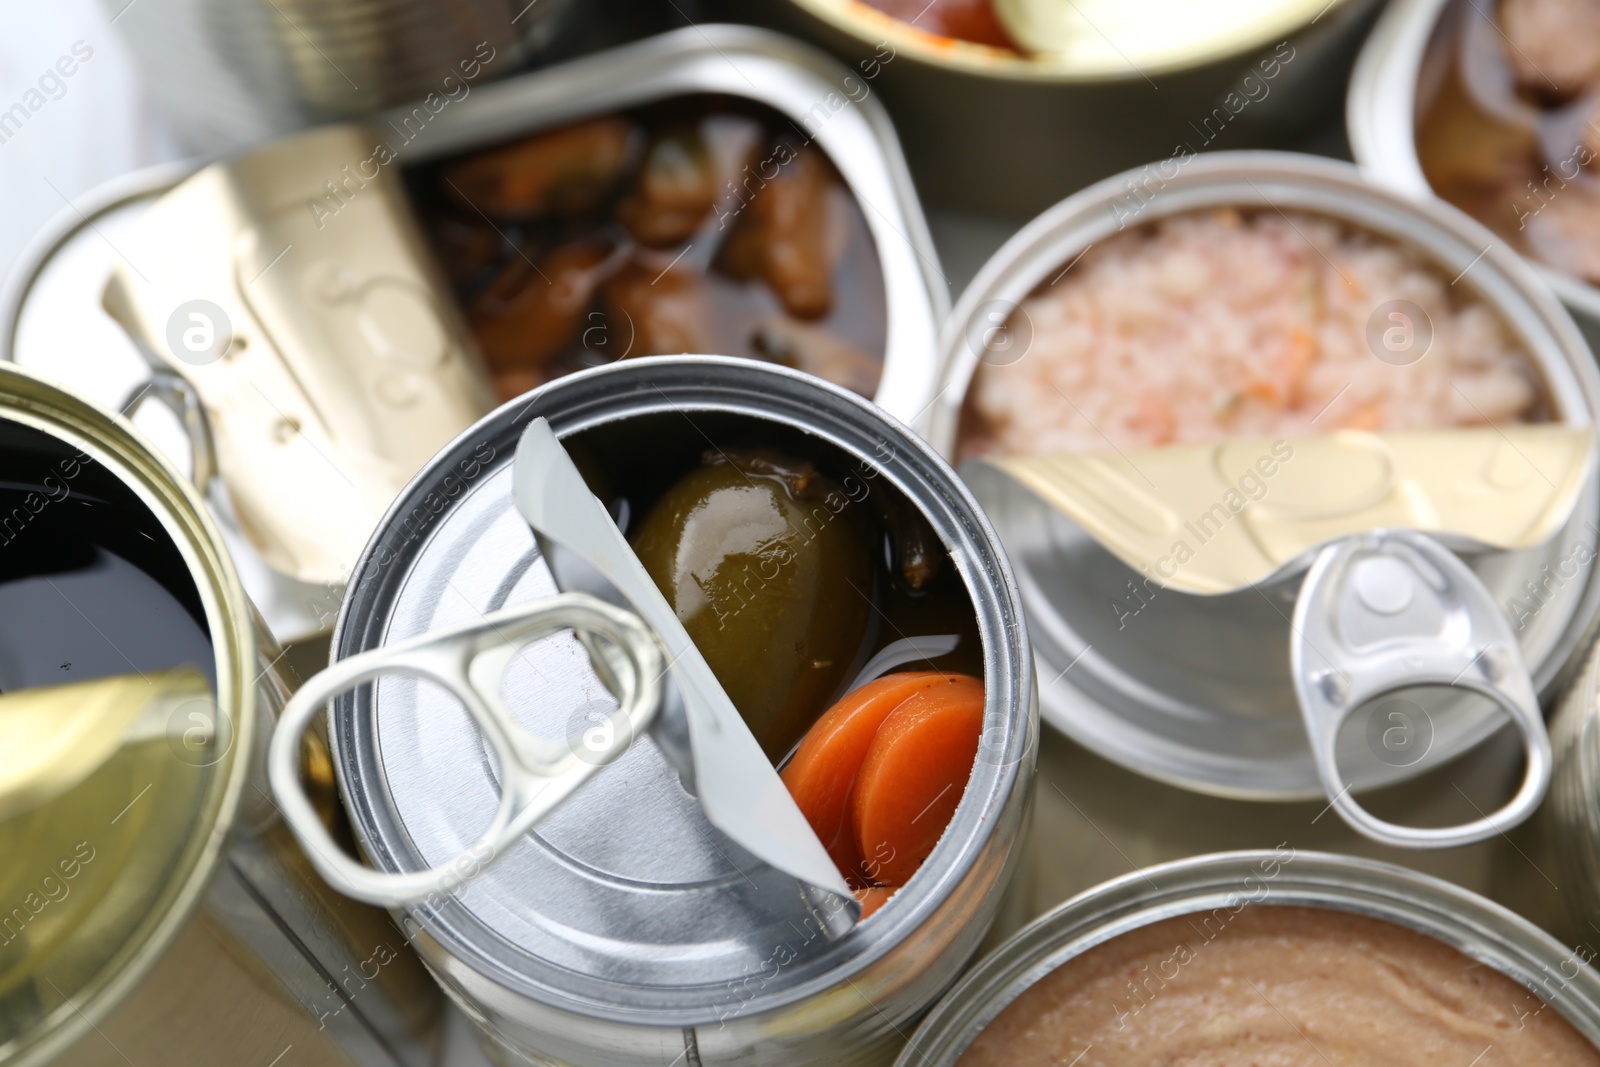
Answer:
[{"left": 958, "top": 906, "right": 1599, "bottom": 1067}]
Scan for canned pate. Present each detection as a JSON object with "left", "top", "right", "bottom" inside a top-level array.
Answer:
[
  {"left": 279, "top": 357, "right": 1035, "bottom": 1066},
  {"left": 899, "top": 850, "right": 1600, "bottom": 1065}
]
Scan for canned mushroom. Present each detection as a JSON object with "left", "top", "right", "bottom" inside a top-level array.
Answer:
[
  {"left": 1349, "top": 0, "right": 1600, "bottom": 348},
  {"left": 899, "top": 850, "right": 1600, "bottom": 1065},
  {"left": 927, "top": 151, "right": 1600, "bottom": 844},
  {"left": 0, "top": 364, "right": 441, "bottom": 1067},
  {"left": 266, "top": 357, "right": 1036, "bottom": 1066}
]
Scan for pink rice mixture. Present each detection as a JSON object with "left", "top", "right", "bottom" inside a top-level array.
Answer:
[{"left": 961, "top": 208, "right": 1543, "bottom": 458}]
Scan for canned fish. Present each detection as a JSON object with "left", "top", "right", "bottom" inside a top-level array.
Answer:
[
  {"left": 925, "top": 152, "right": 1600, "bottom": 829},
  {"left": 272, "top": 356, "right": 1036, "bottom": 1066},
  {"left": 1348, "top": 0, "right": 1600, "bottom": 351},
  {"left": 899, "top": 850, "right": 1600, "bottom": 1065},
  {"left": 0, "top": 363, "right": 441, "bottom": 1066},
  {"left": 0, "top": 24, "right": 947, "bottom": 646}
]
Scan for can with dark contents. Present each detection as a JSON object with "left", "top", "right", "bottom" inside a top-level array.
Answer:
[
  {"left": 0, "top": 25, "right": 948, "bottom": 649},
  {"left": 302, "top": 356, "right": 1036, "bottom": 1066},
  {"left": 0, "top": 363, "right": 441, "bottom": 1067}
]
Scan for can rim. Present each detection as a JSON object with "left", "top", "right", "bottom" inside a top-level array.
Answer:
[
  {"left": 0, "top": 362, "right": 256, "bottom": 1067},
  {"left": 774, "top": 0, "right": 1363, "bottom": 82},
  {"left": 1345, "top": 0, "right": 1600, "bottom": 324},
  {"left": 327, "top": 355, "right": 1037, "bottom": 1024},
  {"left": 927, "top": 148, "right": 1600, "bottom": 799},
  {"left": 899, "top": 848, "right": 1600, "bottom": 1065}
]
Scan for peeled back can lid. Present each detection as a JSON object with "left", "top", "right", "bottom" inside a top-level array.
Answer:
[{"left": 325, "top": 357, "right": 1034, "bottom": 1025}]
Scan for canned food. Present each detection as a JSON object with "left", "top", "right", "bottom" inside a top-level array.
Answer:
[
  {"left": 1500, "top": 635, "right": 1600, "bottom": 947},
  {"left": 387, "top": 23, "right": 947, "bottom": 422},
  {"left": 0, "top": 363, "right": 441, "bottom": 1066},
  {"left": 277, "top": 356, "right": 1035, "bottom": 1066},
  {"left": 0, "top": 25, "right": 946, "bottom": 646},
  {"left": 1348, "top": 0, "right": 1600, "bottom": 351},
  {"left": 925, "top": 152, "right": 1600, "bottom": 826},
  {"left": 713, "top": 0, "right": 1385, "bottom": 215},
  {"left": 899, "top": 850, "right": 1600, "bottom": 1065}
]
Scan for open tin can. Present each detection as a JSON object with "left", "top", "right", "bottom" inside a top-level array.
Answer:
[
  {"left": 267, "top": 356, "right": 1036, "bottom": 1066},
  {"left": 926, "top": 151, "right": 1600, "bottom": 844},
  {"left": 0, "top": 24, "right": 946, "bottom": 647},
  {"left": 898, "top": 850, "right": 1600, "bottom": 1065},
  {"left": 1347, "top": 0, "right": 1600, "bottom": 351},
  {"left": 0, "top": 364, "right": 440, "bottom": 1066}
]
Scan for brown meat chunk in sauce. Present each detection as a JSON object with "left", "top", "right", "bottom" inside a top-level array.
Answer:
[
  {"left": 718, "top": 144, "right": 839, "bottom": 320},
  {"left": 443, "top": 117, "right": 637, "bottom": 221},
  {"left": 604, "top": 259, "right": 711, "bottom": 356}
]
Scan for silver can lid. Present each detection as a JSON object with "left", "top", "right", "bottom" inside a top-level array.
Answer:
[{"left": 327, "top": 358, "right": 1032, "bottom": 1021}]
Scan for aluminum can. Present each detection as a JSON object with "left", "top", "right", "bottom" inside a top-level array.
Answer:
[
  {"left": 0, "top": 24, "right": 948, "bottom": 648},
  {"left": 1347, "top": 0, "right": 1600, "bottom": 354},
  {"left": 322, "top": 356, "right": 1036, "bottom": 1066},
  {"left": 712, "top": 0, "right": 1386, "bottom": 216},
  {"left": 0, "top": 363, "right": 441, "bottom": 1067},
  {"left": 925, "top": 151, "right": 1600, "bottom": 804},
  {"left": 898, "top": 849, "right": 1600, "bottom": 1065}
]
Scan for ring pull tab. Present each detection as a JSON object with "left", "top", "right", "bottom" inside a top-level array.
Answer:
[
  {"left": 267, "top": 592, "right": 664, "bottom": 907},
  {"left": 1290, "top": 529, "right": 1552, "bottom": 850}
]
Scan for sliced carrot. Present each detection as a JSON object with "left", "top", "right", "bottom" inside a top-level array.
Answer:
[
  {"left": 850, "top": 675, "right": 984, "bottom": 887},
  {"left": 781, "top": 672, "right": 954, "bottom": 886},
  {"left": 853, "top": 885, "right": 897, "bottom": 921}
]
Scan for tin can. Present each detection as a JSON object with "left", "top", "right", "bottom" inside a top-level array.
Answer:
[
  {"left": 0, "top": 363, "right": 441, "bottom": 1067},
  {"left": 925, "top": 151, "right": 1600, "bottom": 808},
  {"left": 1, "top": 24, "right": 947, "bottom": 646},
  {"left": 1347, "top": 0, "right": 1600, "bottom": 353},
  {"left": 1498, "top": 636, "right": 1600, "bottom": 948},
  {"left": 710, "top": 0, "right": 1385, "bottom": 216},
  {"left": 104, "top": 0, "right": 574, "bottom": 152},
  {"left": 311, "top": 356, "right": 1035, "bottom": 1066},
  {"left": 898, "top": 849, "right": 1600, "bottom": 1065}
]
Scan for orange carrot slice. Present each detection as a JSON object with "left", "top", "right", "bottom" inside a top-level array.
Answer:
[
  {"left": 850, "top": 675, "right": 984, "bottom": 887},
  {"left": 781, "top": 672, "right": 954, "bottom": 886},
  {"left": 852, "top": 885, "right": 897, "bottom": 921}
]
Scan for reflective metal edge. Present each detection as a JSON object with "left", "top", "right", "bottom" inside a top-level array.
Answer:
[
  {"left": 0, "top": 360, "right": 256, "bottom": 1067},
  {"left": 327, "top": 356, "right": 1035, "bottom": 1037},
  {"left": 924, "top": 149, "right": 1600, "bottom": 800},
  {"left": 372, "top": 22, "right": 949, "bottom": 426},
  {"left": 1346, "top": 0, "right": 1600, "bottom": 349},
  {"left": 898, "top": 849, "right": 1600, "bottom": 1066}
]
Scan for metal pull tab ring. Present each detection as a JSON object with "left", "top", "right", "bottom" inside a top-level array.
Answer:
[
  {"left": 1290, "top": 529, "right": 1552, "bottom": 850},
  {"left": 267, "top": 592, "right": 663, "bottom": 906}
]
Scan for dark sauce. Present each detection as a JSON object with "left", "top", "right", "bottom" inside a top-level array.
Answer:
[
  {"left": 566, "top": 410, "right": 981, "bottom": 760},
  {"left": 405, "top": 94, "right": 889, "bottom": 400},
  {"left": 0, "top": 421, "right": 214, "bottom": 696}
]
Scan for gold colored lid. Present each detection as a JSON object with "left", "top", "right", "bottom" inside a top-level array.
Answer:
[
  {"left": 990, "top": 425, "right": 1595, "bottom": 595},
  {"left": 0, "top": 363, "right": 253, "bottom": 1067}
]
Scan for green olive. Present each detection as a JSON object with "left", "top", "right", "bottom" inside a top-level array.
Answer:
[{"left": 632, "top": 450, "right": 871, "bottom": 761}]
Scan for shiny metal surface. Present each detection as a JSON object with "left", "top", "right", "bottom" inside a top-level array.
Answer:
[
  {"left": 328, "top": 357, "right": 1035, "bottom": 1065},
  {"left": 1290, "top": 530, "right": 1550, "bottom": 847},
  {"left": 376, "top": 23, "right": 948, "bottom": 428},
  {"left": 103, "top": 0, "right": 573, "bottom": 151},
  {"left": 1, "top": 25, "right": 947, "bottom": 647},
  {"left": 716, "top": 0, "right": 1384, "bottom": 216},
  {"left": 928, "top": 151, "right": 1600, "bottom": 800},
  {"left": 0, "top": 363, "right": 441, "bottom": 1067},
  {"left": 1347, "top": 0, "right": 1600, "bottom": 351},
  {"left": 900, "top": 850, "right": 1600, "bottom": 1065}
]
